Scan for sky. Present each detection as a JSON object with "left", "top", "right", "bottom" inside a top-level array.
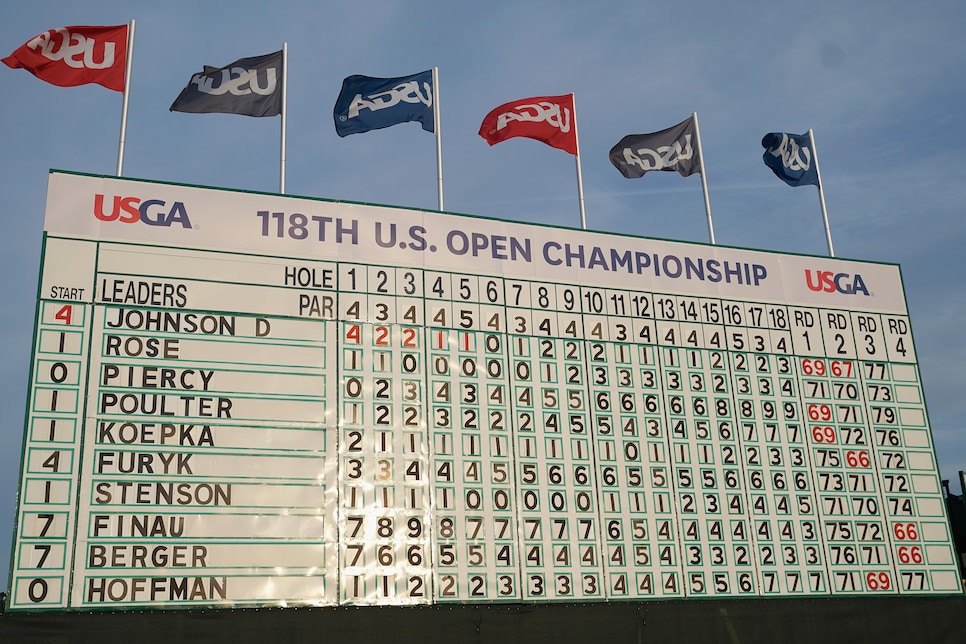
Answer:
[{"left": 1, "top": 0, "right": 965, "bottom": 590}]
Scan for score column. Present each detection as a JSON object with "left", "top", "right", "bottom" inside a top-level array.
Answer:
[
  {"left": 654, "top": 294, "right": 756, "bottom": 598},
  {"left": 581, "top": 285, "right": 683, "bottom": 599},
  {"left": 800, "top": 306, "right": 893, "bottom": 595},
  {"left": 506, "top": 279, "right": 604, "bottom": 601},
  {"left": 853, "top": 310, "right": 963, "bottom": 593},
  {"left": 10, "top": 237, "right": 96, "bottom": 609},
  {"left": 425, "top": 272, "right": 519, "bottom": 602},
  {"left": 726, "top": 299, "right": 826, "bottom": 596},
  {"left": 337, "top": 265, "right": 432, "bottom": 604}
]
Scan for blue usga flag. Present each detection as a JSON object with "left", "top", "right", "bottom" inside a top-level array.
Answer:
[
  {"left": 333, "top": 70, "right": 434, "bottom": 136},
  {"left": 762, "top": 132, "right": 819, "bottom": 187}
]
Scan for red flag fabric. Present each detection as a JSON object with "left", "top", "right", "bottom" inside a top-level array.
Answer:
[
  {"left": 3, "top": 25, "right": 128, "bottom": 91},
  {"left": 478, "top": 94, "right": 577, "bottom": 154}
]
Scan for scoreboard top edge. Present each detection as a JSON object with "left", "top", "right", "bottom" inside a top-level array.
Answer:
[
  {"left": 47, "top": 169, "right": 896, "bottom": 268},
  {"left": 43, "top": 170, "right": 907, "bottom": 315}
]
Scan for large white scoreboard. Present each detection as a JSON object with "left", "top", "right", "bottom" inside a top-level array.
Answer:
[{"left": 8, "top": 171, "right": 962, "bottom": 610}]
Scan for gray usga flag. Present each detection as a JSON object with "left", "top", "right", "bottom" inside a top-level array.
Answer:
[
  {"left": 170, "top": 50, "right": 282, "bottom": 117},
  {"left": 609, "top": 116, "right": 701, "bottom": 179}
]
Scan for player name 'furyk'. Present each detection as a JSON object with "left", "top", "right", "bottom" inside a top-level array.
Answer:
[{"left": 95, "top": 451, "right": 194, "bottom": 475}]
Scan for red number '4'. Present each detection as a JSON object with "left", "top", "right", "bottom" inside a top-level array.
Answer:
[{"left": 54, "top": 305, "right": 72, "bottom": 325}]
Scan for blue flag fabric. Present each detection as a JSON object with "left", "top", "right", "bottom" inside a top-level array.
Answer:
[
  {"left": 333, "top": 70, "right": 434, "bottom": 137},
  {"left": 761, "top": 132, "right": 819, "bottom": 187}
]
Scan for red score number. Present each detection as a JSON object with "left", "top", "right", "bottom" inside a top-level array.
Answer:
[
  {"left": 845, "top": 450, "right": 870, "bottom": 467},
  {"left": 811, "top": 426, "right": 837, "bottom": 443},
  {"left": 830, "top": 361, "right": 853, "bottom": 377},
  {"left": 865, "top": 572, "right": 891, "bottom": 590},
  {"left": 801, "top": 359, "right": 825, "bottom": 376},
  {"left": 808, "top": 404, "right": 833, "bottom": 422},
  {"left": 893, "top": 523, "right": 918, "bottom": 540},
  {"left": 345, "top": 324, "right": 362, "bottom": 344},
  {"left": 801, "top": 359, "right": 853, "bottom": 377},
  {"left": 897, "top": 546, "right": 924, "bottom": 564}
]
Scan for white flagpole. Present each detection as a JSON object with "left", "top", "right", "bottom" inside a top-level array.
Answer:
[
  {"left": 572, "top": 94, "right": 587, "bottom": 229},
  {"left": 808, "top": 128, "right": 834, "bottom": 257},
  {"left": 115, "top": 19, "right": 135, "bottom": 176},
  {"left": 691, "top": 112, "right": 715, "bottom": 244},
  {"left": 433, "top": 67, "right": 443, "bottom": 211},
  {"left": 279, "top": 43, "right": 288, "bottom": 194}
]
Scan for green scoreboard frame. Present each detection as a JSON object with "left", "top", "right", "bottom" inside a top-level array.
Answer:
[{"left": 7, "top": 170, "right": 961, "bottom": 610}]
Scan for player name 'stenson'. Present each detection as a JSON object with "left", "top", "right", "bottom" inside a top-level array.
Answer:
[
  {"left": 542, "top": 243, "right": 768, "bottom": 286},
  {"left": 94, "top": 481, "right": 232, "bottom": 505}
]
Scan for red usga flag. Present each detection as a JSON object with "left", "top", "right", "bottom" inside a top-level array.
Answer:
[
  {"left": 3, "top": 25, "right": 128, "bottom": 91},
  {"left": 479, "top": 94, "right": 577, "bottom": 154}
]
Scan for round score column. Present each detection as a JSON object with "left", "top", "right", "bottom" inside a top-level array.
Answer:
[{"left": 854, "top": 311, "right": 963, "bottom": 593}]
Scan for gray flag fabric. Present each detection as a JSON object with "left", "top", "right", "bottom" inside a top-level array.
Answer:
[
  {"left": 609, "top": 117, "right": 700, "bottom": 179},
  {"left": 170, "top": 50, "right": 282, "bottom": 117}
]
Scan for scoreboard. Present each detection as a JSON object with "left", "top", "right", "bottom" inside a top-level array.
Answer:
[{"left": 8, "top": 170, "right": 962, "bottom": 610}]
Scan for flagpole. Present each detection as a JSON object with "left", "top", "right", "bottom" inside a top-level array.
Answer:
[
  {"left": 279, "top": 42, "right": 288, "bottom": 194},
  {"left": 808, "top": 129, "right": 834, "bottom": 257},
  {"left": 115, "top": 19, "right": 135, "bottom": 176},
  {"left": 572, "top": 94, "right": 587, "bottom": 229},
  {"left": 691, "top": 112, "right": 714, "bottom": 244},
  {"left": 433, "top": 67, "right": 443, "bottom": 211}
]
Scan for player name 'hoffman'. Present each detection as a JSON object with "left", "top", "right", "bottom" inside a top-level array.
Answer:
[{"left": 86, "top": 576, "right": 227, "bottom": 603}]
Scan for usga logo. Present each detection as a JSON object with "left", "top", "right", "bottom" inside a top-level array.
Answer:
[
  {"left": 93, "top": 194, "right": 193, "bottom": 228},
  {"left": 804, "top": 269, "right": 869, "bottom": 296}
]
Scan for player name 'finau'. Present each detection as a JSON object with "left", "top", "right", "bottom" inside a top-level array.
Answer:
[{"left": 92, "top": 514, "right": 186, "bottom": 537}]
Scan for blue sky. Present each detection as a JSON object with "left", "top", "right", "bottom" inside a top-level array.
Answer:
[{"left": 2, "top": 0, "right": 965, "bottom": 587}]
